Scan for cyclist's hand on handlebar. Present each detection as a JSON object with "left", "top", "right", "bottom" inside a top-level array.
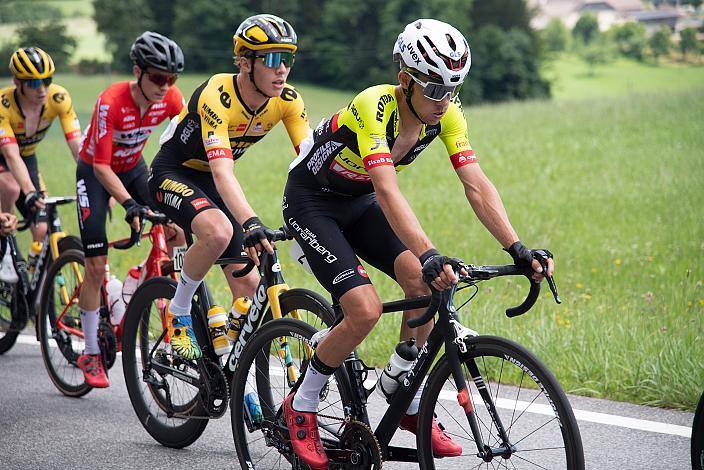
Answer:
[
  {"left": 505, "top": 241, "right": 555, "bottom": 282},
  {"left": 122, "top": 198, "right": 148, "bottom": 231},
  {"left": 25, "top": 191, "right": 45, "bottom": 211},
  {"left": 242, "top": 216, "right": 275, "bottom": 266},
  {"left": 0, "top": 212, "right": 17, "bottom": 235},
  {"left": 420, "top": 249, "right": 468, "bottom": 291}
]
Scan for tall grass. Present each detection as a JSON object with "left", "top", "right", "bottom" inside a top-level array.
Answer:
[{"left": 4, "top": 73, "right": 702, "bottom": 409}]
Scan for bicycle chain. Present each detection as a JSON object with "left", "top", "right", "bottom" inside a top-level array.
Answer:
[{"left": 336, "top": 420, "right": 383, "bottom": 469}]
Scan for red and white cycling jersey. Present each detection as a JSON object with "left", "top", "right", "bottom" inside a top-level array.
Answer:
[{"left": 79, "top": 81, "right": 184, "bottom": 173}]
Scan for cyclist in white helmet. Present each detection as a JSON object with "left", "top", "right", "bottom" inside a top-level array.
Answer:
[{"left": 281, "top": 19, "right": 554, "bottom": 469}]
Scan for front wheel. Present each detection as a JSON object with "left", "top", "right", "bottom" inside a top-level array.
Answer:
[
  {"left": 418, "top": 335, "right": 584, "bottom": 470},
  {"left": 0, "top": 281, "right": 23, "bottom": 354},
  {"left": 38, "top": 249, "right": 91, "bottom": 397}
]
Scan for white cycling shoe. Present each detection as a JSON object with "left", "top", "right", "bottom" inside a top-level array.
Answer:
[{"left": 0, "top": 248, "right": 18, "bottom": 284}]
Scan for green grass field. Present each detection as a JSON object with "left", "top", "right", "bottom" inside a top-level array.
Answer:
[{"left": 2, "top": 66, "right": 702, "bottom": 410}]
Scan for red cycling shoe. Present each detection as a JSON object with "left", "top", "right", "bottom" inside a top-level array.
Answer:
[
  {"left": 77, "top": 354, "right": 109, "bottom": 388},
  {"left": 400, "top": 413, "right": 462, "bottom": 458},
  {"left": 283, "top": 393, "right": 329, "bottom": 470}
]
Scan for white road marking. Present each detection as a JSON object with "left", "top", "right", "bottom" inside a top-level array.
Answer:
[{"left": 14, "top": 335, "right": 691, "bottom": 437}]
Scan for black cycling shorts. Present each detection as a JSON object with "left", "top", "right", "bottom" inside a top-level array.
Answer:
[
  {"left": 282, "top": 166, "right": 408, "bottom": 299},
  {"left": 0, "top": 154, "right": 48, "bottom": 223},
  {"left": 148, "top": 162, "right": 245, "bottom": 259},
  {"left": 76, "top": 159, "right": 153, "bottom": 258}
]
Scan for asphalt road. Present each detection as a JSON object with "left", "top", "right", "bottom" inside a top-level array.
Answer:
[{"left": 0, "top": 336, "right": 694, "bottom": 469}]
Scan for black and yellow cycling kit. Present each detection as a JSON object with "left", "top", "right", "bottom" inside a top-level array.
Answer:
[
  {"left": 283, "top": 84, "right": 477, "bottom": 298},
  {"left": 149, "top": 73, "right": 309, "bottom": 257},
  {"left": 289, "top": 84, "right": 476, "bottom": 197},
  {"left": 0, "top": 83, "right": 81, "bottom": 159}
]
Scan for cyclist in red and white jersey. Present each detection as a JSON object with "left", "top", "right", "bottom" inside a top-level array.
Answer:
[{"left": 75, "top": 32, "right": 185, "bottom": 388}]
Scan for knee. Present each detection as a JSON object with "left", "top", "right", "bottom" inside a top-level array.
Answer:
[
  {"left": 85, "top": 258, "right": 106, "bottom": 282},
  {"left": 345, "top": 297, "right": 382, "bottom": 337},
  {"left": 196, "top": 214, "right": 233, "bottom": 252}
]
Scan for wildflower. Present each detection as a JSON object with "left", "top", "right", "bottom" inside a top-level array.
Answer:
[
  {"left": 614, "top": 259, "right": 622, "bottom": 266},
  {"left": 591, "top": 267, "right": 598, "bottom": 273},
  {"left": 575, "top": 282, "right": 583, "bottom": 289}
]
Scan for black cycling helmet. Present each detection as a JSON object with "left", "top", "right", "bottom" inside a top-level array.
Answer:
[{"left": 130, "top": 31, "right": 184, "bottom": 74}]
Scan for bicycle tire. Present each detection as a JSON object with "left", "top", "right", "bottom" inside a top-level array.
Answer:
[
  {"left": 692, "top": 390, "right": 704, "bottom": 470},
  {"left": 418, "top": 335, "right": 584, "bottom": 470},
  {"left": 0, "top": 282, "right": 21, "bottom": 354},
  {"left": 231, "top": 317, "right": 353, "bottom": 470},
  {"left": 121, "top": 276, "right": 207, "bottom": 449},
  {"left": 37, "top": 249, "right": 92, "bottom": 397}
]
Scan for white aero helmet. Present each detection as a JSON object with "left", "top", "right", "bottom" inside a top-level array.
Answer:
[{"left": 393, "top": 19, "right": 471, "bottom": 88}]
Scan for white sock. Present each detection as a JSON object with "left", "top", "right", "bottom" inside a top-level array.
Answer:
[
  {"left": 293, "top": 364, "right": 332, "bottom": 412},
  {"left": 406, "top": 379, "right": 426, "bottom": 416},
  {"left": 80, "top": 309, "right": 100, "bottom": 355},
  {"left": 170, "top": 270, "right": 202, "bottom": 317}
]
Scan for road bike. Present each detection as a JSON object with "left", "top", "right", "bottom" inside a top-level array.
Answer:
[
  {"left": 37, "top": 211, "right": 174, "bottom": 397},
  {"left": 0, "top": 196, "right": 82, "bottom": 354},
  {"left": 693, "top": 390, "right": 704, "bottom": 469},
  {"left": 231, "top": 254, "right": 585, "bottom": 469},
  {"left": 121, "top": 226, "right": 335, "bottom": 449}
]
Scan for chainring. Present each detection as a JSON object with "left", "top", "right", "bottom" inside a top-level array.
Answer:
[
  {"left": 337, "top": 420, "right": 383, "bottom": 469},
  {"left": 98, "top": 321, "right": 117, "bottom": 369},
  {"left": 198, "top": 357, "right": 229, "bottom": 418}
]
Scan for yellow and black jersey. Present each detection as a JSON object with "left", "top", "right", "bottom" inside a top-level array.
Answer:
[
  {"left": 0, "top": 83, "right": 81, "bottom": 157},
  {"left": 291, "top": 84, "right": 476, "bottom": 196},
  {"left": 159, "top": 73, "right": 308, "bottom": 172}
]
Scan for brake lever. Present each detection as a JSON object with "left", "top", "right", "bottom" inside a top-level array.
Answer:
[
  {"left": 136, "top": 211, "right": 148, "bottom": 247},
  {"left": 536, "top": 256, "right": 561, "bottom": 304}
]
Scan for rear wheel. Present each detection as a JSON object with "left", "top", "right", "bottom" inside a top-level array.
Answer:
[
  {"left": 231, "top": 318, "right": 352, "bottom": 470},
  {"left": 693, "top": 390, "right": 704, "bottom": 470},
  {"left": 0, "top": 281, "right": 22, "bottom": 354},
  {"left": 418, "top": 335, "right": 584, "bottom": 469},
  {"left": 38, "top": 249, "right": 91, "bottom": 397}
]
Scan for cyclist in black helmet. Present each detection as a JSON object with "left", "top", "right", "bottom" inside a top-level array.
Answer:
[{"left": 73, "top": 31, "right": 186, "bottom": 389}]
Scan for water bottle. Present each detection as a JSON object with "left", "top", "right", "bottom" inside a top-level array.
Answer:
[
  {"left": 28, "top": 241, "right": 42, "bottom": 273},
  {"left": 244, "top": 370, "right": 263, "bottom": 424},
  {"left": 226, "top": 296, "right": 251, "bottom": 343},
  {"left": 376, "top": 339, "right": 419, "bottom": 403},
  {"left": 106, "top": 276, "right": 126, "bottom": 326},
  {"left": 122, "top": 265, "right": 143, "bottom": 304},
  {"left": 207, "top": 306, "right": 231, "bottom": 356}
]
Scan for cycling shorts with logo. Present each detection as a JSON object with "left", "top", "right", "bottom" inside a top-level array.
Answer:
[
  {"left": 148, "top": 161, "right": 246, "bottom": 260},
  {"left": 0, "top": 153, "right": 48, "bottom": 223},
  {"left": 283, "top": 164, "right": 407, "bottom": 300},
  {"left": 76, "top": 159, "right": 153, "bottom": 257}
]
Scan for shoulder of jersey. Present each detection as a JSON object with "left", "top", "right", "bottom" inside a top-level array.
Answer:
[
  {"left": 47, "top": 83, "right": 72, "bottom": 106},
  {"left": 99, "top": 81, "right": 131, "bottom": 103},
  {"left": 0, "top": 87, "right": 13, "bottom": 110}
]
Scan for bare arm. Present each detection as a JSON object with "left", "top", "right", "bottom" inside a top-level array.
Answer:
[
  {"left": 368, "top": 164, "right": 434, "bottom": 257},
  {"left": 456, "top": 163, "right": 518, "bottom": 249},
  {"left": 93, "top": 163, "right": 133, "bottom": 204},
  {"left": 1, "top": 144, "right": 36, "bottom": 194},
  {"left": 67, "top": 138, "right": 81, "bottom": 163}
]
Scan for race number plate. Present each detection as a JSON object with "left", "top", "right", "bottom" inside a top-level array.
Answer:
[{"left": 173, "top": 245, "right": 187, "bottom": 272}]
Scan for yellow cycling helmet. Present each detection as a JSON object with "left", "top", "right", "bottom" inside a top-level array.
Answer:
[
  {"left": 9, "top": 47, "right": 55, "bottom": 80},
  {"left": 233, "top": 14, "right": 297, "bottom": 56}
]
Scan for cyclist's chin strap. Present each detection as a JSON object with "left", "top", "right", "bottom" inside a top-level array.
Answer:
[
  {"left": 136, "top": 71, "right": 154, "bottom": 104},
  {"left": 404, "top": 81, "right": 428, "bottom": 126},
  {"left": 248, "top": 56, "right": 272, "bottom": 99}
]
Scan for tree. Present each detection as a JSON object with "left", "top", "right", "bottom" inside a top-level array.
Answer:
[
  {"left": 93, "top": 0, "right": 154, "bottom": 72},
  {"left": 610, "top": 22, "right": 647, "bottom": 61},
  {"left": 573, "top": 13, "right": 600, "bottom": 45},
  {"left": 15, "top": 22, "right": 78, "bottom": 71},
  {"left": 679, "top": 27, "right": 699, "bottom": 61},
  {"left": 578, "top": 37, "right": 613, "bottom": 76},
  {"left": 0, "top": 1, "right": 61, "bottom": 24},
  {"left": 649, "top": 26, "right": 672, "bottom": 61},
  {"left": 542, "top": 18, "right": 569, "bottom": 54}
]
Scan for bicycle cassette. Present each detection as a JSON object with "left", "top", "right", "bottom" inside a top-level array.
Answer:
[{"left": 336, "top": 420, "right": 383, "bottom": 469}]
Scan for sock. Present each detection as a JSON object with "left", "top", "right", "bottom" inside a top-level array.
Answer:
[
  {"left": 80, "top": 308, "right": 100, "bottom": 355},
  {"left": 406, "top": 379, "right": 426, "bottom": 416},
  {"left": 170, "top": 270, "right": 202, "bottom": 317},
  {"left": 293, "top": 354, "right": 336, "bottom": 412}
]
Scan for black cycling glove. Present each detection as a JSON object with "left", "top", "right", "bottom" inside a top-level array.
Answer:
[
  {"left": 122, "top": 198, "right": 146, "bottom": 225},
  {"left": 24, "top": 191, "right": 42, "bottom": 212},
  {"left": 419, "top": 249, "right": 454, "bottom": 285},
  {"left": 505, "top": 241, "right": 553, "bottom": 270},
  {"left": 242, "top": 217, "right": 275, "bottom": 248}
]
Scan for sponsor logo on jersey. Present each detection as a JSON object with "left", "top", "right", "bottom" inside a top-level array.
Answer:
[
  {"left": 204, "top": 135, "right": 221, "bottom": 147},
  {"left": 52, "top": 93, "right": 65, "bottom": 103},
  {"left": 151, "top": 102, "right": 167, "bottom": 110},
  {"left": 376, "top": 94, "right": 394, "bottom": 122},
  {"left": 236, "top": 123, "right": 247, "bottom": 132},
  {"left": 350, "top": 104, "right": 364, "bottom": 129},
  {"left": 180, "top": 118, "right": 197, "bottom": 144},
  {"left": 191, "top": 197, "right": 210, "bottom": 210},
  {"left": 253, "top": 122, "right": 263, "bottom": 132},
  {"left": 162, "top": 192, "right": 182, "bottom": 210},
  {"left": 369, "top": 135, "right": 387, "bottom": 151},
  {"left": 200, "top": 103, "right": 223, "bottom": 127},
  {"left": 124, "top": 115, "right": 135, "bottom": 122},
  {"left": 308, "top": 141, "right": 342, "bottom": 175},
  {"left": 206, "top": 148, "right": 229, "bottom": 160},
  {"left": 357, "top": 265, "right": 368, "bottom": 278},
  {"left": 158, "top": 178, "right": 195, "bottom": 196},
  {"left": 331, "top": 161, "right": 371, "bottom": 182},
  {"left": 217, "top": 85, "right": 232, "bottom": 108},
  {"left": 98, "top": 103, "right": 109, "bottom": 139}
]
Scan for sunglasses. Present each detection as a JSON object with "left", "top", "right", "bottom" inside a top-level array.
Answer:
[
  {"left": 253, "top": 51, "right": 295, "bottom": 69},
  {"left": 407, "top": 73, "right": 462, "bottom": 102},
  {"left": 23, "top": 77, "right": 52, "bottom": 89},
  {"left": 146, "top": 72, "right": 178, "bottom": 87}
]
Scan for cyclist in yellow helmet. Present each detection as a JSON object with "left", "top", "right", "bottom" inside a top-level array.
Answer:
[
  {"left": 148, "top": 14, "right": 308, "bottom": 360},
  {"left": 0, "top": 47, "right": 81, "bottom": 281}
]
